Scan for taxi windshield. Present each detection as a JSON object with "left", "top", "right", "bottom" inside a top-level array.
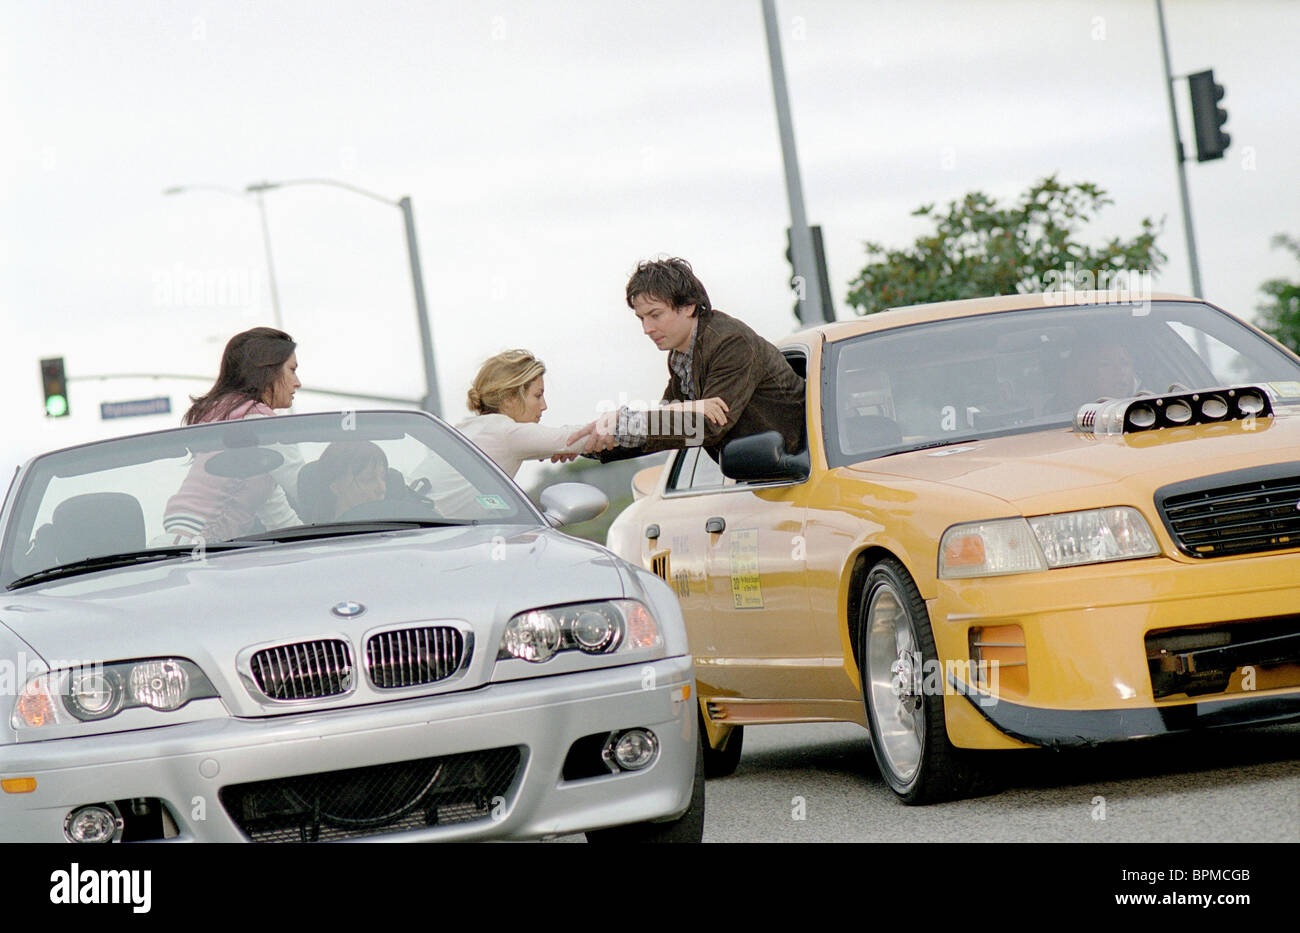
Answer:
[
  {"left": 1, "top": 410, "right": 536, "bottom": 588},
  {"left": 826, "top": 300, "right": 1300, "bottom": 467}
]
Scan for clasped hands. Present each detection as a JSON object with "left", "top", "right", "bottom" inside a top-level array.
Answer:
[{"left": 554, "top": 397, "right": 730, "bottom": 459}]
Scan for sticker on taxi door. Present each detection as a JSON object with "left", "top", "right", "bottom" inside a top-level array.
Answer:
[{"left": 730, "top": 528, "right": 764, "bottom": 609}]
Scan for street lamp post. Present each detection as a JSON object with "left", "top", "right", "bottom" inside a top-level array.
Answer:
[
  {"left": 245, "top": 179, "right": 442, "bottom": 418},
  {"left": 162, "top": 184, "right": 284, "bottom": 330}
]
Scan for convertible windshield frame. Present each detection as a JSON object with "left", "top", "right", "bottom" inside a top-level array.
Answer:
[
  {"left": 0, "top": 410, "right": 544, "bottom": 589},
  {"left": 822, "top": 300, "right": 1300, "bottom": 469}
]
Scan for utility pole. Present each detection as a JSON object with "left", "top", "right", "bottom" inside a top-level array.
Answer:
[
  {"left": 251, "top": 188, "right": 284, "bottom": 330},
  {"left": 762, "top": 0, "right": 830, "bottom": 324},
  {"left": 399, "top": 197, "right": 441, "bottom": 417},
  {"left": 1155, "top": 0, "right": 1203, "bottom": 299}
]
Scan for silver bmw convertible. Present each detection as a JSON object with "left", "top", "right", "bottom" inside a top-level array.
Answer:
[{"left": 0, "top": 410, "right": 701, "bottom": 843}]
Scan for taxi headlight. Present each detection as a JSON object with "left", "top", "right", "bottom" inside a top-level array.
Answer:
[
  {"left": 939, "top": 518, "right": 1046, "bottom": 578},
  {"left": 940, "top": 508, "right": 1160, "bottom": 578},
  {"left": 497, "top": 599, "right": 660, "bottom": 663},
  {"left": 13, "top": 658, "right": 218, "bottom": 730},
  {"left": 1027, "top": 507, "right": 1161, "bottom": 567}
]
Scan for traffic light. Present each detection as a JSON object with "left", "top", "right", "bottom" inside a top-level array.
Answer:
[
  {"left": 1188, "top": 69, "right": 1229, "bottom": 162},
  {"left": 40, "top": 357, "right": 69, "bottom": 417}
]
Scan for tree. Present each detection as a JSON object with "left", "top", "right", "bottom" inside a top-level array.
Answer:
[
  {"left": 845, "top": 176, "right": 1166, "bottom": 315},
  {"left": 1256, "top": 234, "right": 1300, "bottom": 354}
]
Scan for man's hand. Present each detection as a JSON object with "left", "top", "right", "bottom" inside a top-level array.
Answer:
[
  {"left": 565, "top": 416, "right": 618, "bottom": 453},
  {"left": 587, "top": 410, "right": 620, "bottom": 452},
  {"left": 683, "top": 396, "right": 729, "bottom": 426}
]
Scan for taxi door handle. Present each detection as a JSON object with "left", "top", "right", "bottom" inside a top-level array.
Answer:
[
  {"left": 645, "top": 524, "right": 660, "bottom": 540},
  {"left": 705, "top": 517, "right": 725, "bottom": 534}
]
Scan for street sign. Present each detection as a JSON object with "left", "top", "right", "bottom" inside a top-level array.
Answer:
[{"left": 100, "top": 397, "right": 172, "bottom": 420}]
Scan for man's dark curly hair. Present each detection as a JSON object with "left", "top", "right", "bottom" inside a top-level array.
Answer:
[{"left": 625, "top": 257, "right": 712, "bottom": 316}]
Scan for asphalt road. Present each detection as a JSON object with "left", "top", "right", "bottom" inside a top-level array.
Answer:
[
  {"left": 698, "top": 721, "right": 1300, "bottom": 843},
  {"left": 557, "top": 719, "right": 1299, "bottom": 842}
]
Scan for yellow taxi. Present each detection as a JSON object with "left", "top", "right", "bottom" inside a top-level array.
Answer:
[{"left": 606, "top": 292, "right": 1300, "bottom": 804}]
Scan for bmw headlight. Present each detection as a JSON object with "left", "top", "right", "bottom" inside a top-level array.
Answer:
[
  {"left": 940, "top": 508, "right": 1160, "bottom": 578},
  {"left": 497, "top": 599, "right": 662, "bottom": 664},
  {"left": 13, "top": 658, "right": 219, "bottom": 731}
]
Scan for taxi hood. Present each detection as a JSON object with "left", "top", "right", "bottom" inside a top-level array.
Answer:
[{"left": 843, "top": 409, "right": 1300, "bottom": 515}]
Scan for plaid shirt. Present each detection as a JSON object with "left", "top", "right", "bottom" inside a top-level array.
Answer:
[{"left": 616, "top": 320, "right": 698, "bottom": 445}]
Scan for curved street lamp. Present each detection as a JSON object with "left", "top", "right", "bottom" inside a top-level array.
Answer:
[{"left": 244, "top": 178, "right": 441, "bottom": 418}]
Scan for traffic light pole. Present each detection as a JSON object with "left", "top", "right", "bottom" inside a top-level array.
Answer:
[
  {"left": 1155, "top": 0, "right": 1204, "bottom": 300},
  {"left": 762, "top": 0, "right": 829, "bottom": 325}
]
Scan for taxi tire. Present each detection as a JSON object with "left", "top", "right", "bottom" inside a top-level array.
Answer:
[
  {"left": 700, "top": 710, "right": 744, "bottom": 778},
  {"left": 585, "top": 734, "right": 705, "bottom": 843},
  {"left": 858, "top": 557, "right": 996, "bottom": 805}
]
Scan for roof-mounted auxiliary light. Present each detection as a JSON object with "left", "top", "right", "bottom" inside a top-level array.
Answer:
[{"left": 1074, "top": 385, "right": 1274, "bottom": 435}]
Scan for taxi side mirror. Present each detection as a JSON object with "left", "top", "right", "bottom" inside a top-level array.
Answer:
[{"left": 720, "top": 431, "right": 809, "bottom": 483}]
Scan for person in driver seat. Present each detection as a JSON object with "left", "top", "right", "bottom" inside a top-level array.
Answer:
[{"left": 298, "top": 441, "right": 389, "bottom": 523}]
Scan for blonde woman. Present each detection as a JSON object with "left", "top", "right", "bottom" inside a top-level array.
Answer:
[
  {"left": 415, "top": 349, "right": 725, "bottom": 515},
  {"left": 455, "top": 349, "right": 596, "bottom": 478},
  {"left": 457, "top": 349, "right": 727, "bottom": 474}
]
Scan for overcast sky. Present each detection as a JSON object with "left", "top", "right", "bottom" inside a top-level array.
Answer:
[{"left": 4, "top": 0, "right": 1298, "bottom": 481}]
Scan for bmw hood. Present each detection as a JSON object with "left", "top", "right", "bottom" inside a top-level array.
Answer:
[{"left": 0, "top": 525, "right": 626, "bottom": 714}]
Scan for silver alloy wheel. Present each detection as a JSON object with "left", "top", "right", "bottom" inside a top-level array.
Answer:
[{"left": 865, "top": 582, "right": 924, "bottom": 785}]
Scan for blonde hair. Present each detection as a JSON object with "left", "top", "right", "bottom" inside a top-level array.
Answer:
[{"left": 468, "top": 349, "right": 546, "bottom": 414}]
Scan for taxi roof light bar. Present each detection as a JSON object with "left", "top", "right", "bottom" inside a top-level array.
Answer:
[{"left": 1074, "top": 385, "right": 1273, "bottom": 436}]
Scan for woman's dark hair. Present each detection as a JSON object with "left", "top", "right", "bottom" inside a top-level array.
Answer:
[
  {"left": 184, "top": 327, "right": 297, "bottom": 425},
  {"left": 625, "top": 257, "right": 711, "bottom": 315}
]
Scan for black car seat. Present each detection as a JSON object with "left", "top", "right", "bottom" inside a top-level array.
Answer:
[{"left": 45, "top": 493, "right": 147, "bottom": 566}]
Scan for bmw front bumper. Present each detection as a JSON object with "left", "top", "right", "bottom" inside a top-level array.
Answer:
[{"left": 1, "top": 656, "right": 696, "bottom": 842}]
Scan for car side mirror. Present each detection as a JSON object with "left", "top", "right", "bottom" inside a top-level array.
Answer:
[
  {"left": 720, "top": 431, "right": 809, "bottom": 483},
  {"left": 539, "top": 482, "right": 608, "bottom": 527}
]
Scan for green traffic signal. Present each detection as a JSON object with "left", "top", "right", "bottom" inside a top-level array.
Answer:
[{"left": 41, "top": 357, "right": 70, "bottom": 418}]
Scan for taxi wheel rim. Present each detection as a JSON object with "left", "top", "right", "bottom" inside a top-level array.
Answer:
[{"left": 866, "top": 582, "right": 924, "bottom": 785}]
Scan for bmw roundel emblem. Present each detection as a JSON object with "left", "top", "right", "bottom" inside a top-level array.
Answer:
[{"left": 332, "top": 601, "right": 366, "bottom": 618}]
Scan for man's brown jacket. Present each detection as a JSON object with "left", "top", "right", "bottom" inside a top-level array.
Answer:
[{"left": 606, "top": 307, "right": 806, "bottom": 463}]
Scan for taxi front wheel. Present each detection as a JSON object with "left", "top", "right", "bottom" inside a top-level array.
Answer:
[{"left": 858, "top": 557, "right": 997, "bottom": 805}]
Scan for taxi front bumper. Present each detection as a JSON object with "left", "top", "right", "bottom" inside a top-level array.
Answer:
[{"left": 934, "top": 549, "right": 1300, "bottom": 749}]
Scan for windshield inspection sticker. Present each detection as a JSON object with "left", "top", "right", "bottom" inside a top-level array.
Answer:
[
  {"left": 928, "top": 445, "right": 981, "bottom": 457},
  {"left": 730, "top": 528, "right": 764, "bottom": 609},
  {"left": 475, "top": 495, "right": 510, "bottom": 510},
  {"left": 1267, "top": 381, "right": 1300, "bottom": 398}
]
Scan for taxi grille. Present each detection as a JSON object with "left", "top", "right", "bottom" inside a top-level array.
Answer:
[
  {"left": 219, "top": 747, "right": 522, "bottom": 842},
  {"left": 1156, "top": 464, "right": 1300, "bottom": 558},
  {"left": 366, "top": 626, "right": 467, "bottom": 688},
  {"left": 250, "top": 639, "right": 353, "bottom": 700}
]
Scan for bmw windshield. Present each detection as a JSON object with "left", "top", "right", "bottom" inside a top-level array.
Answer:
[{"left": 1, "top": 410, "right": 538, "bottom": 589}]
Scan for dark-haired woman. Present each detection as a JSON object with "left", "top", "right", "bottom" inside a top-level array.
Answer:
[
  {"left": 183, "top": 326, "right": 301, "bottom": 424},
  {"left": 162, "top": 327, "right": 304, "bottom": 542}
]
